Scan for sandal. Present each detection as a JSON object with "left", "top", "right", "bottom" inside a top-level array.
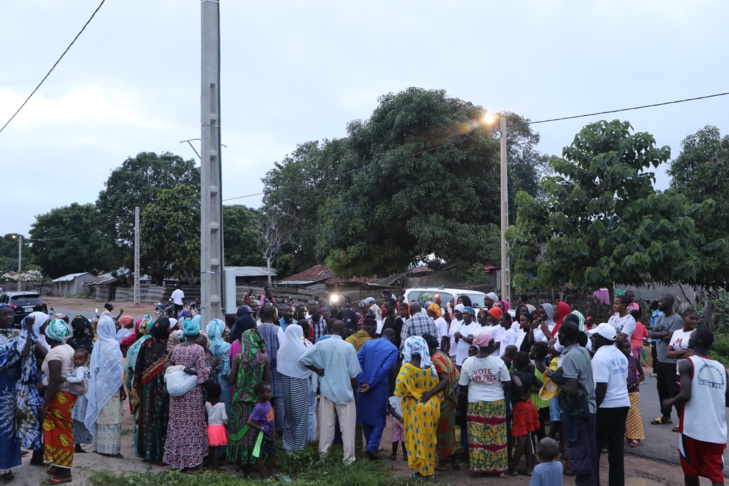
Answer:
[
  {"left": 630, "top": 440, "right": 640, "bottom": 447},
  {"left": 651, "top": 417, "right": 672, "bottom": 425},
  {"left": 672, "top": 425, "right": 680, "bottom": 433},
  {"left": 43, "top": 478, "right": 72, "bottom": 485}
]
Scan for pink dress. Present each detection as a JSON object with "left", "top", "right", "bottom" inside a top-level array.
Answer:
[{"left": 163, "top": 344, "right": 210, "bottom": 469}]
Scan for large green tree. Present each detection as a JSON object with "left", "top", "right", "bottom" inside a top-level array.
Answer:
[
  {"left": 141, "top": 184, "right": 200, "bottom": 284},
  {"left": 223, "top": 205, "right": 265, "bottom": 267},
  {"left": 96, "top": 152, "right": 199, "bottom": 267},
  {"left": 668, "top": 125, "right": 729, "bottom": 290},
  {"left": 28, "top": 203, "right": 109, "bottom": 278},
  {"left": 508, "top": 119, "right": 714, "bottom": 297}
]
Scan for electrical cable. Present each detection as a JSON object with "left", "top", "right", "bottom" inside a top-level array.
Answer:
[{"left": 0, "top": 0, "right": 106, "bottom": 135}]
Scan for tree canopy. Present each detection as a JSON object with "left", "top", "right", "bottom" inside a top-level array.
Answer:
[
  {"left": 0, "top": 234, "right": 30, "bottom": 275},
  {"left": 96, "top": 152, "right": 199, "bottom": 268},
  {"left": 28, "top": 203, "right": 109, "bottom": 278},
  {"left": 262, "top": 88, "right": 548, "bottom": 278},
  {"left": 508, "top": 119, "right": 715, "bottom": 295}
]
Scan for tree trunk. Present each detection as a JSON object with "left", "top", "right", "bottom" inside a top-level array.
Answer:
[{"left": 266, "top": 257, "right": 273, "bottom": 287}]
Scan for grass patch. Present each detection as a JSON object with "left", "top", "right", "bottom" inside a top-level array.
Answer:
[{"left": 87, "top": 444, "right": 442, "bottom": 486}]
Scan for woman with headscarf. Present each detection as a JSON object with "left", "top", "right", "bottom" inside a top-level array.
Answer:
[
  {"left": 28, "top": 311, "right": 49, "bottom": 466},
  {"left": 229, "top": 310, "right": 256, "bottom": 362},
  {"left": 84, "top": 316, "right": 125, "bottom": 457},
  {"left": 529, "top": 303, "right": 556, "bottom": 344},
  {"left": 168, "top": 316, "right": 209, "bottom": 354},
  {"left": 422, "top": 333, "right": 460, "bottom": 472},
  {"left": 206, "top": 318, "right": 231, "bottom": 416},
  {"left": 551, "top": 302, "right": 572, "bottom": 335},
  {"left": 458, "top": 332, "right": 511, "bottom": 476},
  {"left": 40, "top": 319, "right": 76, "bottom": 483},
  {"left": 395, "top": 336, "right": 441, "bottom": 479},
  {"left": 0, "top": 306, "right": 41, "bottom": 483},
  {"left": 163, "top": 318, "right": 210, "bottom": 471},
  {"left": 66, "top": 316, "right": 95, "bottom": 454},
  {"left": 227, "top": 329, "right": 270, "bottom": 472},
  {"left": 133, "top": 317, "right": 171, "bottom": 464},
  {"left": 67, "top": 315, "right": 94, "bottom": 356},
  {"left": 277, "top": 324, "right": 312, "bottom": 454},
  {"left": 115, "top": 315, "right": 135, "bottom": 342}
]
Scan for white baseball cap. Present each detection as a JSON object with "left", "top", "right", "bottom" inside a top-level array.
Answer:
[{"left": 588, "top": 323, "right": 616, "bottom": 341}]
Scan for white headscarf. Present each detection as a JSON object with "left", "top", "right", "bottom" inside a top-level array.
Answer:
[
  {"left": 84, "top": 316, "right": 124, "bottom": 436},
  {"left": 277, "top": 324, "right": 311, "bottom": 380},
  {"left": 403, "top": 336, "right": 435, "bottom": 373},
  {"left": 29, "top": 311, "right": 50, "bottom": 351}
]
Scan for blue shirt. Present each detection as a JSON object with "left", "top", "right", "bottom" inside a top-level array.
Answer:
[
  {"left": 356, "top": 338, "right": 399, "bottom": 426},
  {"left": 529, "top": 461, "right": 563, "bottom": 486},
  {"left": 279, "top": 317, "right": 297, "bottom": 331},
  {"left": 299, "top": 335, "right": 362, "bottom": 405}
]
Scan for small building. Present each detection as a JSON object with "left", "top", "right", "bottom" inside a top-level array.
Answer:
[{"left": 52, "top": 272, "right": 95, "bottom": 297}]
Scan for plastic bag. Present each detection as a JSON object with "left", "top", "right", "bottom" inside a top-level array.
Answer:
[{"left": 164, "top": 365, "right": 198, "bottom": 397}]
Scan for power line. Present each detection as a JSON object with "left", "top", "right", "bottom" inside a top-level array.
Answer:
[
  {"left": 527, "top": 91, "right": 729, "bottom": 125},
  {"left": 0, "top": 0, "right": 106, "bottom": 135}
]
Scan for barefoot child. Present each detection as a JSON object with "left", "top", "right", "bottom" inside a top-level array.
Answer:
[
  {"left": 205, "top": 381, "right": 228, "bottom": 471},
  {"left": 510, "top": 352, "right": 542, "bottom": 476},
  {"left": 387, "top": 396, "right": 406, "bottom": 461},
  {"left": 619, "top": 339, "right": 645, "bottom": 447},
  {"left": 246, "top": 382, "right": 278, "bottom": 480}
]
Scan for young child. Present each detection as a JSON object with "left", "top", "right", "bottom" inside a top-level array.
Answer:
[
  {"left": 545, "top": 339, "right": 562, "bottom": 447},
  {"left": 387, "top": 395, "right": 406, "bottom": 461},
  {"left": 530, "top": 437, "right": 563, "bottom": 486},
  {"left": 529, "top": 342, "right": 551, "bottom": 440},
  {"left": 501, "top": 344, "right": 518, "bottom": 370},
  {"left": 205, "top": 381, "right": 228, "bottom": 471},
  {"left": 246, "top": 382, "right": 277, "bottom": 480},
  {"left": 41, "top": 349, "right": 89, "bottom": 395},
  {"left": 510, "top": 352, "right": 541, "bottom": 476},
  {"left": 620, "top": 339, "right": 645, "bottom": 447}
]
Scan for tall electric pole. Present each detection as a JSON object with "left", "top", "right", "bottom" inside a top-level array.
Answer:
[
  {"left": 134, "top": 207, "right": 140, "bottom": 305},
  {"left": 200, "top": 0, "right": 225, "bottom": 323}
]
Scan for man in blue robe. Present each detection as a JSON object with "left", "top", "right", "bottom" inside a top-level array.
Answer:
[{"left": 356, "top": 328, "right": 399, "bottom": 460}]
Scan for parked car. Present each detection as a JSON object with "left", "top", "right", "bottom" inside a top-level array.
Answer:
[
  {"left": 403, "top": 287, "right": 487, "bottom": 308},
  {"left": 0, "top": 291, "right": 48, "bottom": 324}
]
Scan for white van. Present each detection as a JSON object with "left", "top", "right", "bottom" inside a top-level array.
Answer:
[{"left": 403, "top": 287, "right": 487, "bottom": 308}]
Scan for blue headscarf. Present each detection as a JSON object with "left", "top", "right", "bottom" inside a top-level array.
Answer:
[
  {"left": 206, "top": 318, "right": 230, "bottom": 381},
  {"left": 46, "top": 319, "right": 72, "bottom": 342},
  {"left": 463, "top": 306, "right": 475, "bottom": 316},
  {"left": 183, "top": 316, "right": 201, "bottom": 336},
  {"left": 126, "top": 315, "right": 153, "bottom": 373}
]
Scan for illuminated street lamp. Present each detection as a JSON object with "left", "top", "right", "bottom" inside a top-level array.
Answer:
[{"left": 483, "top": 112, "right": 510, "bottom": 304}]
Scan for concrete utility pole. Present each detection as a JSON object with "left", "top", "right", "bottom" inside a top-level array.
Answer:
[
  {"left": 17, "top": 235, "right": 22, "bottom": 292},
  {"left": 200, "top": 0, "right": 225, "bottom": 323},
  {"left": 500, "top": 116, "right": 511, "bottom": 304},
  {"left": 134, "top": 207, "right": 140, "bottom": 305}
]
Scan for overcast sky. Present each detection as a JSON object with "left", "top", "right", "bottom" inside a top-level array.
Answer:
[{"left": 1, "top": 0, "right": 727, "bottom": 238}]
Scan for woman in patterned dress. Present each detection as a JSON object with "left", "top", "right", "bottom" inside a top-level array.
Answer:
[
  {"left": 0, "top": 305, "right": 41, "bottom": 484},
  {"left": 227, "top": 329, "right": 269, "bottom": 471},
  {"left": 162, "top": 319, "right": 210, "bottom": 471},
  {"left": 133, "top": 317, "right": 170, "bottom": 464},
  {"left": 395, "top": 336, "right": 441, "bottom": 479}
]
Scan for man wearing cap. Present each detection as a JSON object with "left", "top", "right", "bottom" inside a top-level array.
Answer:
[
  {"left": 399, "top": 302, "right": 437, "bottom": 350},
  {"left": 590, "top": 323, "right": 630, "bottom": 486}
]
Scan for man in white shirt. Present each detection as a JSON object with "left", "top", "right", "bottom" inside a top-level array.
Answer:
[
  {"left": 452, "top": 306, "right": 479, "bottom": 369},
  {"left": 590, "top": 323, "right": 630, "bottom": 486},
  {"left": 170, "top": 284, "right": 185, "bottom": 314},
  {"left": 447, "top": 304, "right": 464, "bottom": 360},
  {"left": 607, "top": 295, "right": 635, "bottom": 341}
]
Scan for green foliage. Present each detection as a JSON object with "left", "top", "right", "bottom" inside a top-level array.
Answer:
[
  {"left": 0, "top": 234, "right": 30, "bottom": 275},
  {"left": 262, "top": 88, "right": 548, "bottom": 278},
  {"left": 509, "top": 119, "right": 709, "bottom": 293},
  {"left": 710, "top": 335, "right": 729, "bottom": 367},
  {"left": 141, "top": 185, "right": 200, "bottom": 284},
  {"left": 88, "top": 445, "right": 427, "bottom": 486},
  {"left": 668, "top": 126, "right": 729, "bottom": 289},
  {"left": 96, "top": 152, "right": 199, "bottom": 268},
  {"left": 28, "top": 203, "right": 110, "bottom": 278},
  {"left": 223, "top": 205, "right": 265, "bottom": 267}
]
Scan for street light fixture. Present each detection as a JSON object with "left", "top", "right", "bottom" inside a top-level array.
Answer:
[
  {"left": 483, "top": 112, "right": 510, "bottom": 304},
  {"left": 11, "top": 234, "right": 22, "bottom": 291}
]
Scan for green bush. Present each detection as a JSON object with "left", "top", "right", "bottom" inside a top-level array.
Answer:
[
  {"left": 710, "top": 335, "right": 729, "bottom": 366},
  {"left": 88, "top": 444, "right": 441, "bottom": 486}
]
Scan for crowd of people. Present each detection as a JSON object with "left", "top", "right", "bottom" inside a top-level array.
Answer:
[{"left": 0, "top": 287, "right": 726, "bottom": 486}]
